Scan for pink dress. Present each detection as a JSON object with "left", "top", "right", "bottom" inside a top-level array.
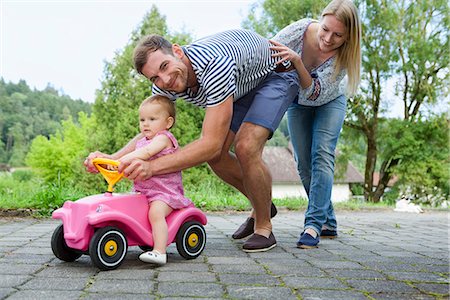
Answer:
[{"left": 133, "top": 130, "right": 193, "bottom": 209}]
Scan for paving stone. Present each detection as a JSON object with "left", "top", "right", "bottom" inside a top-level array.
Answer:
[
  {"left": 19, "top": 277, "right": 88, "bottom": 291},
  {"left": 0, "top": 275, "right": 31, "bottom": 288},
  {"left": 35, "top": 265, "right": 97, "bottom": 278},
  {"left": 0, "top": 211, "right": 448, "bottom": 299},
  {"left": 265, "top": 264, "right": 326, "bottom": 277},
  {"left": 211, "top": 263, "right": 266, "bottom": 274},
  {"left": 298, "top": 289, "right": 367, "bottom": 300},
  {"left": 384, "top": 271, "right": 448, "bottom": 283},
  {"left": 87, "top": 279, "right": 154, "bottom": 294},
  {"left": 226, "top": 285, "right": 297, "bottom": 300},
  {"left": 158, "top": 271, "right": 216, "bottom": 282},
  {"left": 324, "top": 268, "right": 386, "bottom": 280},
  {"left": 0, "top": 263, "right": 43, "bottom": 275},
  {"left": 95, "top": 268, "right": 156, "bottom": 280},
  {"left": 309, "top": 260, "right": 365, "bottom": 269},
  {"left": 0, "top": 288, "right": 15, "bottom": 299},
  {"left": 283, "top": 276, "right": 347, "bottom": 289},
  {"left": 158, "top": 282, "right": 224, "bottom": 297},
  {"left": 218, "top": 273, "right": 280, "bottom": 286},
  {"left": 84, "top": 293, "right": 155, "bottom": 300},
  {"left": 4, "top": 290, "right": 83, "bottom": 300},
  {"left": 346, "top": 279, "right": 418, "bottom": 293},
  {"left": 369, "top": 292, "right": 435, "bottom": 299},
  {"left": 414, "top": 283, "right": 450, "bottom": 295}
]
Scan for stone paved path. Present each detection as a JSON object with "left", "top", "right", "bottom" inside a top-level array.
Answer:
[{"left": 0, "top": 210, "right": 448, "bottom": 299}]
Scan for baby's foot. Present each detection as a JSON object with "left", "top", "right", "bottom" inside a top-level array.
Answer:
[{"left": 139, "top": 250, "right": 167, "bottom": 265}]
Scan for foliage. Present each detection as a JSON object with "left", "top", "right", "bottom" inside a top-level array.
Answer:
[
  {"left": 243, "top": 0, "right": 328, "bottom": 37},
  {"left": 0, "top": 79, "right": 91, "bottom": 166},
  {"left": 25, "top": 113, "right": 95, "bottom": 184},
  {"left": 382, "top": 115, "right": 449, "bottom": 202},
  {"left": 92, "top": 6, "right": 194, "bottom": 154}
]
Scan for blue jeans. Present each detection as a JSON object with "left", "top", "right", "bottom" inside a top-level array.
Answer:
[{"left": 287, "top": 95, "right": 347, "bottom": 235}]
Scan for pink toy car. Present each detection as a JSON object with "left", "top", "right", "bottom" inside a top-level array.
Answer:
[{"left": 51, "top": 158, "right": 207, "bottom": 270}]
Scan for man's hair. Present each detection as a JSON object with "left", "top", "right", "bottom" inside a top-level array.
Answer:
[
  {"left": 133, "top": 35, "right": 173, "bottom": 75},
  {"left": 140, "top": 95, "right": 176, "bottom": 128}
]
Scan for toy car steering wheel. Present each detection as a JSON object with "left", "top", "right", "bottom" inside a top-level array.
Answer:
[{"left": 92, "top": 158, "right": 124, "bottom": 193}]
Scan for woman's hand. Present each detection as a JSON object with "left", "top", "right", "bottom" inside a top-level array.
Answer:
[{"left": 269, "top": 40, "right": 302, "bottom": 67}]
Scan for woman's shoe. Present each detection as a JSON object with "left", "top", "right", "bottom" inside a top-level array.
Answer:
[
  {"left": 297, "top": 232, "right": 319, "bottom": 249},
  {"left": 320, "top": 229, "right": 338, "bottom": 239},
  {"left": 231, "top": 203, "right": 278, "bottom": 240},
  {"left": 139, "top": 250, "right": 167, "bottom": 265}
]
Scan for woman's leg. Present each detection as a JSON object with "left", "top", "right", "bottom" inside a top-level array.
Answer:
[
  {"left": 305, "top": 95, "right": 347, "bottom": 235},
  {"left": 287, "top": 102, "right": 314, "bottom": 227}
]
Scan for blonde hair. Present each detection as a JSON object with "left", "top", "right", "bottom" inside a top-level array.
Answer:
[
  {"left": 322, "top": 0, "right": 361, "bottom": 95},
  {"left": 140, "top": 95, "right": 176, "bottom": 128}
]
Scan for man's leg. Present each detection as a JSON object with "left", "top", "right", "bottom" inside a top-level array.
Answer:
[
  {"left": 208, "top": 130, "right": 249, "bottom": 198},
  {"left": 234, "top": 122, "right": 272, "bottom": 238}
]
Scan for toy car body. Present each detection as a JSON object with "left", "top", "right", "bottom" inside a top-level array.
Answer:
[{"left": 51, "top": 158, "right": 207, "bottom": 270}]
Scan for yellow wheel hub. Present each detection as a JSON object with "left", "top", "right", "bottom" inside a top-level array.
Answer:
[
  {"left": 104, "top": 240, "right": 118, "bottom": 256},
  {"left": 188, "top": 233, "right": 199, "bottom": 247}
]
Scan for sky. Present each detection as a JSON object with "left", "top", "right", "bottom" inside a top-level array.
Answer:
[{"left": 0, "top": 0, "right": 253, "bottom": 103}]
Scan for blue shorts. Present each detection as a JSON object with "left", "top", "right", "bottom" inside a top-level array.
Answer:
[{"left": 230, "top": 70, "right": 299, "bottom": 138}]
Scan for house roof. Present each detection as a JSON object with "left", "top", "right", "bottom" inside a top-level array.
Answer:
[{"left": 262, "top": 146, "right": 364, "bottom": 184}]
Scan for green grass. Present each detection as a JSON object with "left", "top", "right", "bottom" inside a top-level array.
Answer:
[{"left": 1, "top": 171, "right": 439, "bottom": 217}]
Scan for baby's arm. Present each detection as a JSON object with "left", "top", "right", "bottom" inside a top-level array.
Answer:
[{"left": 119, "top": 134, "right": 173, "bottom": 167}]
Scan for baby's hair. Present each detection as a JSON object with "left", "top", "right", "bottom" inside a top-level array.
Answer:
[{"left": 140, "top": 95, "right": 176, "bottom": 128}]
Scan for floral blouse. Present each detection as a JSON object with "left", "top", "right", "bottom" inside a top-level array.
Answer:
[{"left": 273, "top": 18, "right": 347, "bottom": 106}]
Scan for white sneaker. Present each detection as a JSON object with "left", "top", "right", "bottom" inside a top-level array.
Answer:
[{"left": 139, "top": 250, "right": 167, "bottom": 265}]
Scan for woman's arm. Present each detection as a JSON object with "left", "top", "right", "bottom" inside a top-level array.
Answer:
[{"left": 269, "top": 40, "right": 312, "bottom": 89}]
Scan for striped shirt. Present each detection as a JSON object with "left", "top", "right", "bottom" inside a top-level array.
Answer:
[{"left": 152, "top": 29, "right": 279, "bottom": 108}]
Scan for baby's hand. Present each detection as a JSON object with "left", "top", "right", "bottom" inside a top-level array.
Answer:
[{"left": 106, "top": 164, "right": 118, "bottom": 171}]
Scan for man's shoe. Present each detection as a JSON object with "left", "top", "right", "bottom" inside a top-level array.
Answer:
[
  {"left": 242, "top": 232, "right": 277, "bottom": 253},
  {"left": 297, "top": 232, "right": 319, "bottom": 249},
  {"left": 231, "top": 203, "right": 278, "bottom": 240},
  {"left": 232, "top": 217, "right": 255, "bottom": 239},
  {"left": 320, "top": 229, "right": 338, "bottom": 239}
]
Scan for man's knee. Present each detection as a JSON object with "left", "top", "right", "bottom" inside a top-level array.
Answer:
[{"left": 235, "top": 138, "right": 261, "bottom": 163}]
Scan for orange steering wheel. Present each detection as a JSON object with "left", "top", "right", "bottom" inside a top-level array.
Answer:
[{"left": 92, "top": 158, "right": 124, "bottom": 193}]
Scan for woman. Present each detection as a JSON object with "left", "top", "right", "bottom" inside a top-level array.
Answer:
[
  {"left": 232, "top": 0, "right": 361, "bottom": 248},
  {"left": 271, "top": 0, "right": 361, "bottom": 248}
]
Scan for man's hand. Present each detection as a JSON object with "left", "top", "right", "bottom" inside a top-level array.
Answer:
[
  {"left": 84, "top": 151, "right": 110, "bottom": 173},
  {"left": 118, "top": 158, "right": 153, "bottom": 181}
]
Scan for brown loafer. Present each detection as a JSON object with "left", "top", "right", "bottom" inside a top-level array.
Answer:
[
  {"left": 231, "top": 203, "right": 278, "bottom": 240},
  {"left": 242, "top": 232, "right": 277, "bottom": 253}
]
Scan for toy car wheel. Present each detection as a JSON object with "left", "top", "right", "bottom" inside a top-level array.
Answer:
[
  {"left": 51, "top": 224, "right": 82, "bottom": 262},
  {"left": 176, "top": 221, "right": 206, "bottom": 259},
  {"left": 89, "top": 226, "right": 127, "bottom": 271}
]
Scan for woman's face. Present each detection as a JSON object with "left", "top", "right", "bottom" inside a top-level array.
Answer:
[{"left": 317, "top": 14, "right": 348, "bottom": 53}]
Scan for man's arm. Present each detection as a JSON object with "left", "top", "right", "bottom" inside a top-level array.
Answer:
[{"left": 120, "top": 96, "right": 233, "bottom": 180}]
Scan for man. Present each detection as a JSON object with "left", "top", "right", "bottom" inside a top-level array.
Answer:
[{"left": 86, "top": 30, "right": 298, "bottom": 252}]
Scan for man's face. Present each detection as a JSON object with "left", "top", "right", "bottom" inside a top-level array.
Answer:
[{"left": 141, "top": 47, "right": 189, "bottom": 93}]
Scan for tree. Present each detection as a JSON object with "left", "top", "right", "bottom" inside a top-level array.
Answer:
[
  {"left": 243, "top": 0, "right": 449, "bottom": 202},
  {"left": 93, "top": 5, "right": 195, "bottom": 153},
  {"left": 0, "top": 79, "right": 91, "bottom": 166},
  {"left": 345, "top": 0, "right": 449, "bottom": 202}
]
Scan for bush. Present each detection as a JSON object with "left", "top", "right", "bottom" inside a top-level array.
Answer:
[{"left": 12, "top": 169, "right": 34, "bottom": 182}]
